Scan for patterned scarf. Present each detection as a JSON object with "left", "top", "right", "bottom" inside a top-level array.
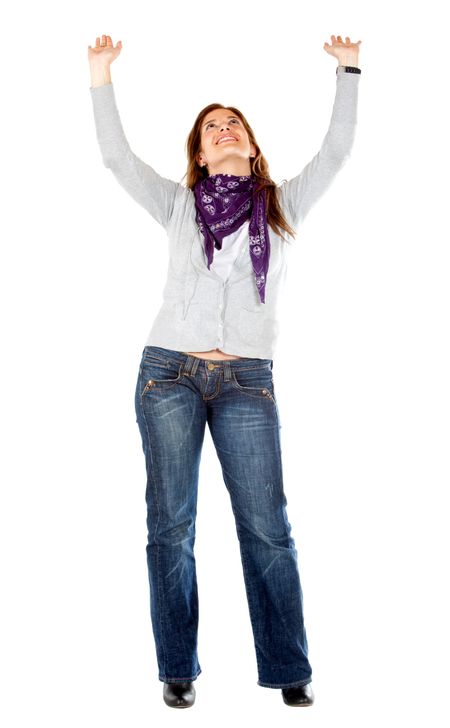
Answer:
[{"left": 193, "top": 173, "right": 270, "bottom": 304}]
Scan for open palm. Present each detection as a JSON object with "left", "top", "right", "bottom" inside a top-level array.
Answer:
[
  {"left": 323, "top": 34, "right": 361, "bottom": 63},
  {"left": 88, "top": 34, "right": 122, "bottom": 64}
]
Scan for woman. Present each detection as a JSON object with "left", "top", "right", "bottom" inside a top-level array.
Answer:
[{"left": 88, "top": 33, "right": 361, "bottom": 709}]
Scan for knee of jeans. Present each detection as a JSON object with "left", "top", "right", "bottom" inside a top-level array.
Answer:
[
  {"left": 240, "top": 510, "right": 294, "bottom": 548},
  {"left": 148, "top": 515, "right": 196, "bottom": 546}
]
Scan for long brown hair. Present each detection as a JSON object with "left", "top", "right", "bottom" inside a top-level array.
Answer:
[{"left": 180, "top": 102, "right": 296, "bottom": 244}]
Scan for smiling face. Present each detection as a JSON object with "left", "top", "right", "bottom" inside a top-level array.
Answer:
[{"left": 197, "top": 108, "right": 257, "bottom": 177}]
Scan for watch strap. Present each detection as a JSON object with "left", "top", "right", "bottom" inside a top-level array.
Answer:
[{"left": 336, "top": 65, "right": 361, "bottom": 74}]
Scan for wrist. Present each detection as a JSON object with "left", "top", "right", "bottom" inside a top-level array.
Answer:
[
  {"left": 337, "top": 56, "right": 359, "bottom": 68},
  {"left": 89, "top": 63, "right": 112, "bottom": 88}
]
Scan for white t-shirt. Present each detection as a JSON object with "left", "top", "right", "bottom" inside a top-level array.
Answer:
[{"left": 209, "top": 220, "right": 250, "bottom": 282}]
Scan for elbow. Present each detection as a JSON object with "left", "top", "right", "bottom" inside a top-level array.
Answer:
[
  {"left": 328, "top": 138, "right": 356, "bottom": 168},
  {"left": 101, "top": 154, "right": 112, "bottom": 169},
  {"left": 324, "top": 124, "right": 357, "bottom": 165},
  {"left": 100, "top": 154, "right": 118, "bottom": 171}
]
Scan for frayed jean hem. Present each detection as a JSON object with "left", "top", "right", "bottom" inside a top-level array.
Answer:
[
  {"left": 159, "top": 668, "right": 202, "bottom": 683},
  {"left": 257, "top": 676, "right": 312, "bottom": 689}
]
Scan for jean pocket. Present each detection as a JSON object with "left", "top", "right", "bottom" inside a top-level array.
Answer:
[
  {"left": 140, "top": 360, "right": 183, "bottom": 398},
  {"left": 230, "top": 366, "right": 276, "bottom": 403}
]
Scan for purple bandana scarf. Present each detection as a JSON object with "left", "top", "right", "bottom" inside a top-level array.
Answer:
[{"left": 194, "top": 173, "right": 270, "bottom": 304}]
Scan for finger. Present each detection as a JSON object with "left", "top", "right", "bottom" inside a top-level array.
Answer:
[
  {"left": 345, "top": 37, "right": 350, "bottom": 43},
  {"left": 95, "top": 37, "right": 100, "bottom": 46}
]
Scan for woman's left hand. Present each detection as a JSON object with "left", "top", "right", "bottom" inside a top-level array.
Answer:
[{"left": 323, "top": 35, "right": 362, "bottom": 65}]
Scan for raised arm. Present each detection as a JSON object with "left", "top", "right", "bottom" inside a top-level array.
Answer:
[
  {"left": 278, "top": 34, "right": 362, "bottom": 230},
  {"left": 88, "top": 35, "right": 182, "bottom": 229}
]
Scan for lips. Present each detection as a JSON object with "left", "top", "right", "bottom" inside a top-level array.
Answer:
[{"left": 216, "top": 135, "right": 238, "bottom": 144}]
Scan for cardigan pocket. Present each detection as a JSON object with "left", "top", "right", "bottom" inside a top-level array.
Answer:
[{"left": 238, "top": 307, "right": 279, "bottom": 346}]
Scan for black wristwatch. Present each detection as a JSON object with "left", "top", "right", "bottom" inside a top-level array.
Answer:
[{"left": 336, "top": 65, "right": 361, "bottom": 74}]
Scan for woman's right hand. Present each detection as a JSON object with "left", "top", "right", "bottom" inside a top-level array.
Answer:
[{"left": 88, "top": 35, "right": 122, "bottom": 66}]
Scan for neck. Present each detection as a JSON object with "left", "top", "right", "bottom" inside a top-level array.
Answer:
[{"left": 206, "top": 160, "right": 252, "bottom": 176}]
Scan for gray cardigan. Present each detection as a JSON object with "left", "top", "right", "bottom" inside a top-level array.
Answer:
[{"left": 89, "top": 71, "right": 361, "bottom": 359}]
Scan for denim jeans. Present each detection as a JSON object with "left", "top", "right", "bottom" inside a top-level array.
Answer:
[{"left": 134, "top": 345, "right": 313, "bottom": 689}]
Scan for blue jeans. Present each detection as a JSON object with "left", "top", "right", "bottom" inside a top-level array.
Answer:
[{"left": 134, "top": 345, "right": 313, "bottom": 689}]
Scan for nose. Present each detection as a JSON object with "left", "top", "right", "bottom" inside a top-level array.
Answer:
[{"left": 219, "top": 122, "right": 231, "bottom": 132}]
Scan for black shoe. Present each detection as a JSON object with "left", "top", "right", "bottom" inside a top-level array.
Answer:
[
  {"left": 282, "top": 682, "right": 314, "bottom": 707},
  {"left": 163, "top": 681, "right": 196, "bottom": 708}
]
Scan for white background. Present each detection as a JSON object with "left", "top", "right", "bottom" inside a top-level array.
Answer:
[{"left": 2, "top": 0, "right": 449, "bottom": 725}]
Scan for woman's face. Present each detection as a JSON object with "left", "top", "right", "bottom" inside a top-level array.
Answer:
[{"left": 197, "top": 108, "right": 256, "bottom": 175}]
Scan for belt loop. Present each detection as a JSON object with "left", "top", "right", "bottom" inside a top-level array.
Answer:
[
  {"left": 181, "top": 354, "right": 191, "bottom": 376},
  {"left": 192, "top": 356, "right": 200, "bottom": 376},
  {"left": 183, "top": 354, "right": 200, "bottom": 376},
  {"left": 223, "top": 361, "right": 232, "bottom": 382}
]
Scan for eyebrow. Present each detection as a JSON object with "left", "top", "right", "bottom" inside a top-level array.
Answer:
[{"left": 203, "top": 115, "right": 240, "bottom": 128}]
